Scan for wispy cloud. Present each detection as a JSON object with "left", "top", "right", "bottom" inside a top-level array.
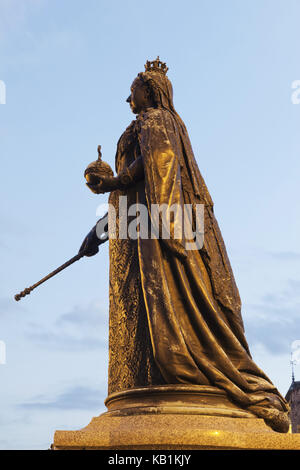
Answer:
[
  {"left": 244, "top": 279, "right": 300, "bottom": 355},
  {"left": 0, "top": 296, "right": 27, "bottom": 316},
  {"left": 26, "top": 329, "right": 107, "bottom": 351},
  {"left": 0, "top": 0, "right": 84, "bottom": 67},
  {"left": 19, "top": 385, "right": 104, "bottom": 411},
  {"left": 55, "top": 302, "right": 105, "bottom": 326},
  {"left": 8, "top": 29, "right": 85, "bottom": 66},
  {"left": 268, "top": 251, "right": 300, "bottom": 261},
  {"left": 0, "top": 0, "right": 45, "bottom": 41},
  {"left": 26, "top": 300, "right": 108, "bottom": 351}
]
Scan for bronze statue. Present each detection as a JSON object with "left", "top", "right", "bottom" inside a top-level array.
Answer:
[{"left": 79, "top": 57, "right": 289, "bottom": 433}]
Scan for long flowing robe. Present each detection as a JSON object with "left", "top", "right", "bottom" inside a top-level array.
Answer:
[{"left": 107, "top": 106, "right": 289, "bottom": 431}]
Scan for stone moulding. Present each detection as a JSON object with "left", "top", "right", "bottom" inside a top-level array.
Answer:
[
  {"left": 104, "top": 384, "right": 255, "bottom": 419},
  {"left": 52, "top": 385, "right": 300, "bottom": 450}
]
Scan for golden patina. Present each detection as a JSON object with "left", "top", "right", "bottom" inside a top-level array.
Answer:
[{"left": 79, "top": 58, "right": 290, "bottom": 436}]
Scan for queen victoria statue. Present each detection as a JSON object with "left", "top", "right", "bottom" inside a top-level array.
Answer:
[{"left": 76, "top": 57, "right": 289, "bottom": 436}]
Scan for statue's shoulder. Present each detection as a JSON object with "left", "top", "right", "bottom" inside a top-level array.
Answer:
[
  {"left": 139, "top": 107, "right": 166, "bottom": 119},
  {"left": 118, "top": 119, "right": 136, "bottom": 140},
  {"left": 116, "top": 119, "right": 138, "bottom": 155},
  {"left": 137, "top": 107, "right": 172, "bottom": 129}
]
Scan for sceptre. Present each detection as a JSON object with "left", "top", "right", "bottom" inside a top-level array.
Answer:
[
  {"left": 14, "top": 250, "right": 88, "bottom": 301},
  {"left": 15, "top": 145, "right": 111, "bottom": 302},
  {"left": 14, "top": 213, "right": 109, "bottom": 301}
]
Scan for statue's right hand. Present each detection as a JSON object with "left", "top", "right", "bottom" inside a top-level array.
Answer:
[{"left": 78, "top": 226, "right": 100, "bottom": 257}]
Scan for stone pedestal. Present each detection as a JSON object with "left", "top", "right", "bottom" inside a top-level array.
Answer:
[{"left": 52, "top": 385, "right": 300, "bottom": 450}]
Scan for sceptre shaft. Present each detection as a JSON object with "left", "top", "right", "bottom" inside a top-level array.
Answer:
[{"left": 14, "top": 251, "right": 87, "bottom": 301}]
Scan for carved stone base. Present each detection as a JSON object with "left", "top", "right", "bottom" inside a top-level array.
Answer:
[{"left": 52, "top": 385, "right": 300, "bottom": 450}]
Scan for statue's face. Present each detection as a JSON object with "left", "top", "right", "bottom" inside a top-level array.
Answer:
[{"left": 126, "top": 77, "right": 151, "bottom": 114}]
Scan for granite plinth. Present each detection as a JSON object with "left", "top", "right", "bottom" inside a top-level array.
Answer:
[{"left": 52, "top": 385, "right": 300, "bottom": 450}]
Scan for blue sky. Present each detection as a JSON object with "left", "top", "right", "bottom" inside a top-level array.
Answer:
[{"left": 0, "top": 0, "right": 300, "bottom": 449}]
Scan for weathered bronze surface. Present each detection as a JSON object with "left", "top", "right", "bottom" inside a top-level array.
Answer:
[
  {"left": 81, "top": 57, "right": 290, "bottom": 434},
  {"left": 104, "top": 385, "right": 256, "bottom": 419},
  {"left": 84, "top": 145, "right": 114, "bottom": 185}
]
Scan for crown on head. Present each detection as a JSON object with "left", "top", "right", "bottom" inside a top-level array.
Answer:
[{"left": 144, "top": 56, "right": 168, "bottom": 75}]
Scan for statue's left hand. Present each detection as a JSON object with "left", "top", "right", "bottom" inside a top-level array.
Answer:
[{"left": 86, "top": 175, "right": 120, "bottom": 194}]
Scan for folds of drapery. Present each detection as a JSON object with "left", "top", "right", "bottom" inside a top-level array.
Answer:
[{"left": 134, "top": 107, "right": 289, "bottom": 425}]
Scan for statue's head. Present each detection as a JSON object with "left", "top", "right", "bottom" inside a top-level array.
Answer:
[{"left": 127, "top": 57, "right": 175, "bottom": 115}]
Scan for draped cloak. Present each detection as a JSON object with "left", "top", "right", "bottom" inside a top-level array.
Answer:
[{"left": 107, "top": 106, "right": 289, "bottom": 430}]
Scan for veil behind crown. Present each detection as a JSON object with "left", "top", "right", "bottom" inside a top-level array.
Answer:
[{"left": 138, "top": 71, "right": 213, "bottom": 207}]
